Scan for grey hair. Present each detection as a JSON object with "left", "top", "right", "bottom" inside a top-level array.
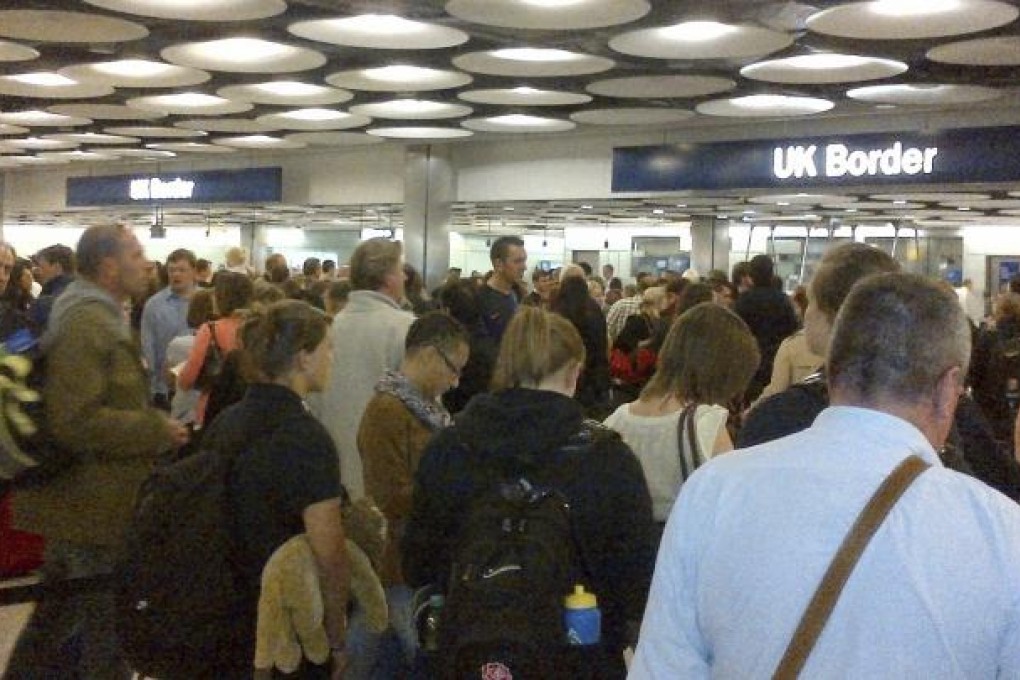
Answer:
[
  {"left": 76, "top": 225, "right": 129, "bottom": 278},
  {"left": 828, "top": 272, "right": 971, "bottom": 404}
]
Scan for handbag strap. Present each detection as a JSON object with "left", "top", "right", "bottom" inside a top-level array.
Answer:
[
  {"left": 772, "top": 455, "right": 930, "bottom": 680},
  {"left": 207, "top": 320, "right": 220, "bottom": 353},
  {"left": 675, "top": 403, "right": 701, "bottom": 482}
]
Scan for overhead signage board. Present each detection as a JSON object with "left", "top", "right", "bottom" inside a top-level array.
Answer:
[
  {"left": 66, "top": 166, "right": 282, "bottom": 207},
  {"left": 612, "top": 126, "right": 1020, "bottom": 192}
]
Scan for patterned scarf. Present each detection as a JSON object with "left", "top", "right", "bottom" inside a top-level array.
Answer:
[{"left": 375, "top": 370, "right": 452, "bottom": 431}]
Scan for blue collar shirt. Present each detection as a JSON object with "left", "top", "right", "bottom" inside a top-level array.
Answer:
[
  {"left": 140, "top": 286, "right": 192, "bottom": 396},
  {"left": 632, "top": 406, "right": 1020, "bottom": 679}
]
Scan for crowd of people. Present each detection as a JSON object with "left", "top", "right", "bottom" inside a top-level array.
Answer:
[{"left": 1, "top": 228, "right": 1019, "bottom": 678}]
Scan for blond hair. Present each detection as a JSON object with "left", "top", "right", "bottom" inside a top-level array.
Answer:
[{"left": 491, "top": 306, "right": 585, "bottom": 390}]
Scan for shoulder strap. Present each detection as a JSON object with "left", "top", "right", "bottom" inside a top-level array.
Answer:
[
  {"left": 772, "top": 455, "right": 930, "bottom": 680},
  {"left": 207, "top": 321, "right": 220, "bottom": 353},
  {"left": 676, "top": 403, "right": 701, "bottom": 482}
]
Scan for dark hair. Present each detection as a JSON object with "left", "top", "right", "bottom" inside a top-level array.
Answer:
[
  {"left": 676, "top": 282, "right": 713, "bottom": 316},
  {"left": 267, "top": 263, "right": 290, "bottom": 284},
  {"left": 405, "top": 311, "right": 469, "bottom": 356},
  {"left": 214, "top": 271, "right": 254, "bottom": 316},
  {"left": 608, "top": 277, "right": 622, "bottom": 291},
  {"left": 240, "top": 300, "right": 329, "bottom": 381},
  {"left": 1009, "top": 274, "right": 1020, "bottom": 295},
  {"left": 77, "top": 225, "right": 129, "bottom": 279},
  {"left": 731, "top": 261, "right": 751, "bottom": 285},
  {"left": 550, "top": 276, "right": 593, "bottom": 329},
  {"left": 403, "top": 262, "right": 424, "bottom": 296},
  {"left": 36, "top": 244, "right": 74, "bottom": 274},
  {"left": 791, "top": 284, "right": 809, "bottom": 318},
  {"left": 166, "top": 248, "right": 197, "bottom": 269},
  {"left": 490, "top": 236, "right": 524, "bottom": 264},
  {"left": 5, "top": 258, "right": 34, "bottom": 312},
  {"left": 186, "top": 288, "right": 216, "bottom": 328},
  {"left": 195, "top": 258, "right": 212, "bottom": 274},
  {"left": 748, "top": 254, "right": 774, "bottom": 288},
  {"left": 326, "top": 280, "right": 352, "bottom": 305},
  {"left": 438, "top": 279, "right": 481, "bottom": 326},
  {"left": 578, "top": 262, "right": 593, "bottom": 277},
  {"left": 322, "top": 259, "right": 336, "bottom": 274},
  {"left": 302, "top": 257, "right": 321, "bottom": 278},
  {"left": 531, "top": 267, "right": 550, "bottom": 284}
]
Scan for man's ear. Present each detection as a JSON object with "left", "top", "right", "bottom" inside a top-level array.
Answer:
[{"left": 933, "top": 365, "right": 964, "bottom": 419}]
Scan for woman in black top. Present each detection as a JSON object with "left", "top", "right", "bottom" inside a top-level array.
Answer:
[
  {"left": 403, "top": 307, "right": 654, "bottom": 678},
  {"left": 551, "top": 274, "right": 611, "bottom": 417},
  {"left": 202, "top": 300, "right": 350, "bottom": 679}
]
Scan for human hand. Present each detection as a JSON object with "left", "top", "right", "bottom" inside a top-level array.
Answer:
[{"left": 164, "top": 416, "right": 190, "bottom": 448}]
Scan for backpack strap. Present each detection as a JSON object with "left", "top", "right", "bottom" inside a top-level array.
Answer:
[{"left": 772, "top": 455, "right": 930, "bottom": 680}]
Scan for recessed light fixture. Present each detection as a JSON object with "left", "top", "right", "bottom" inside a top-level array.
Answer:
[
  {"left": 652, "top": 208, "right": 665, "bottom": 214},
  {"left": 9, "top": 72, "right": 76, "bottom": 87},
  {"left": 660, "top": 21, "right": 740, "bottom": 42},
  {"left": 870, "top": 0, "right": 962, "bottom": 17},
  {"left": 491, "top": 48, "right": 583, "bottom": 62},
  {"left": 957, "top": 206, "right": 971, "bottom": 211},
  {"left": 162, "top": 37, "right": 325, "bottom": 73}
]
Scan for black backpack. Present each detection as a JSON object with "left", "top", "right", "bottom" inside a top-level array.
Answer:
[
  {"left": 436, "top": 447, "right": 596, "bottom": 678},
  {"left": 116, "top": 445, "right": 249, "bottom": 679}
]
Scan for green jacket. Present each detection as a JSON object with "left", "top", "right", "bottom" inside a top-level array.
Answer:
[{"left": 15, "top": 281, "right": 174, "bottom": 547}]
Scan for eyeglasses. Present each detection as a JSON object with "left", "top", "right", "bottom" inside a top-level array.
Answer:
[{"left": 433, "top": 345, "right": 461, "bottom": 378}]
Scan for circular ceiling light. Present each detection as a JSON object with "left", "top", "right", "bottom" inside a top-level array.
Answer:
[
  {"left": 9, "top": 156, "right": 70, "bottom": 166},
  {"left": 0, "top": 10, "right": 148, "bottom": 43},
  {"left": 38, "top": 150, "right": 118, "bottom": 162},
  {"left": 174, "top": 118, "right": 279, "bottom": 134},
  {"left": 162, "top": 38, "right": 326, "bottom": 74},
  {"left": 93, "top": 147, "right": 177, "bottom": 159},
  {"left": 284, "top": 131, "right": 383, "bottom": 146},
  {"left": 697, "top": 94, "right": 834, "bottom": 117},
  {"left": 0, "top": 110, "right": 91, "bottom": 126},
  {"left": 127, "top": 93, "right": 254, "bottom": 115},
  {"left": 0, "top": 40, "right": 39, "bottom": 62},
  {"left": 445, "top": 0, "right": 650, "bottom": 30},
  {"left": 255, "top": 109, "right": 372, "bottom": 131},
  {"left": 213, "top": 135, "right": 305, "bottom": 149},
  {"left": 458, "top": 87, "right": 591, "bottom": 106},
  {"left": 807, "top": 0, "right": 1018, "bottom": 40},
  {"left": 288, "top": 15, "right": 468, "bottom": 49},
  {"left": 847, "top": 83, "right": 1002, "bottom": 105},
  {"left": 823, "top": 200, "right": 924, "bottom": 210},
  {"left": 927, "top": 36, "right": 1020, "bottom": 66},
  {"left": 105, "top": 126, "right": 206, "bottom": 138},
  {"left": 326, "top": 65, "right": 472, "bottom": 92},
  {"left": 569, "top": 108, "right": 695, "bottom": 125},
  {"left": 0, "top": 124, "right": 29, "bottom": 135},
  {"left": 748, "top": 193, "right": 849, "bottom": 205},
  {"left": 83, "top": 0, "right": 285, "bottom": 21},
  {"left": 349, "top": 99, "right": 472, "bottom": 120},
  {"left": 61, "top": 59, "right": 210, "bottom": 88},
  {"left": 48, "top": 103, "right": 162, "bottom": 120},
  {"left": 146, "top": 142, "right": 235, "bottom": 154},
  {"left": 939, "top": 198, "right": 1020, "bottom": 209},
  {"left": 610, "top": 21, "right": 793, "bottom": 60},
  {"left": 587, "top": 75, "right": 736, "bottom": 98},
  {"left": 452, "top": 49, "right": 614, "bottom": 77},
  {"left": 43, "top": 132, "right": 139, "bottom": 145},
  {"left": 741, "top": 53, "right": 908, "bottom": 84},
  {"left": 870, "top": 192, "right": 990, "bottom": 202},
  {"left": 0, "top": 72, "right": 114, "bottom": 99},
  {"left": 217, "top": 81, "right": 352, "bottom": 106},
  {"left": 367, "top": 126, "right": 474, "bottom": 139},
  {"left": 461, "top": 114, "right": 576, "bottom": 133},
  {"left": 8, "top": 137, "right": 79, "bottom": 151}
]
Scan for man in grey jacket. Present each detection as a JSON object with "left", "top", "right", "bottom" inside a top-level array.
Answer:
[{"left": 317, "top": 238, "right": 413, "bottom": 498}]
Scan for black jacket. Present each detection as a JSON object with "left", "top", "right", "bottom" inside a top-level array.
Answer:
[
  {"left": 735, "top": 286, "right": 799, "bottom": 400},
  {"left": 403, "top": 388, "right": 654, "bottom": 666}
]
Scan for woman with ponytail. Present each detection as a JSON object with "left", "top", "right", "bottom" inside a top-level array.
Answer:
[
  {"left": 402, "top": 306, "right": 654, "bottom": 677},
  {"left": 200, "top": 300, "right": 350, "bottom": 678}
]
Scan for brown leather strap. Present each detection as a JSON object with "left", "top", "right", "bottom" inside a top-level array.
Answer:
[{"left": 772, "top": 455, "right": 930, "bottom": 680}]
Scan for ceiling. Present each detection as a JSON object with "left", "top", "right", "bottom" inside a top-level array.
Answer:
[{"left": 3, "top": 0, "right": 1020, "bottom": 230}]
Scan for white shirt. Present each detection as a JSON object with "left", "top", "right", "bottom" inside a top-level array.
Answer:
[
  {"left": 604, "top": 403, "right": 728, "bottom": 522},
  {"left": 631, "top": 406, "right": 1020, "bottom": 679}
]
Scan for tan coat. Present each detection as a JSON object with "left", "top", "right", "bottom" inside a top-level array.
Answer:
[
  {"left": 15, "top": 294, "right": 174, "bottom": 547},
  {"left": 358, "top": 392, "right": 433, "bottom": 586}
]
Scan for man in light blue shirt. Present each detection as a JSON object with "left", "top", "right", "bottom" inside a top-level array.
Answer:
[
  {"left": 632, "top": 273, "right": 1020, "bottom": 679},
  {"left": 140, "top": 248, "right": 196, "bottom": 408}
]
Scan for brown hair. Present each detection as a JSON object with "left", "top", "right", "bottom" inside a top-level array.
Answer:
[
  {"left": 76, "top": 224, "right": 129, "bottom": 279},
  {"left": 240, "top": 300, "right": 329, "bottom": 381},
  {"left": 186, "top": 288, "right": 215, "bottom": 328},
  {"left": 213, "top": 271, "right": 254, "bottom": 316},
  {"left": 642, "top": 302, "right": 760, "bottom": 405},
  {"left": 810, "top": 243, "right": 900, "bottom": 320},
  {"left": 349, "top": 238, "right": 402, "bottom": 291},
  {"left": 491, "top": 306, "right": 585, "bottom": 390}
]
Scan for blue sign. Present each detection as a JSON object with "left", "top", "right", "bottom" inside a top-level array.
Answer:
[
  {"left": 613, "top": 126, "right": 1020, "bottom": 192},
  {"left": 66, "top": 167, "right": 282, "bottom": 206}
]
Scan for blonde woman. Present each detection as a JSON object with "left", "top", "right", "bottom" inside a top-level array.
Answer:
[{"left": 605, "top": 303, "right": 760, "bottom": 528}]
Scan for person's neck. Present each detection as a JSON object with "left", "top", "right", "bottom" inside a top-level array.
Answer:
[
  {"left": 830, "top": 391, "right": 944, "bottom": 450},
  {"left": 400, "top": 361, "right": 436, "bottom": 401},
  {"left": 488, "top": 275, "right": 514, "bottom": 295},
  {"left": 271, "top": 375, "right": 306, "bottom": 399},
  {"left": 634, "top": 391, "right": 687, "bottom": 415}
]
